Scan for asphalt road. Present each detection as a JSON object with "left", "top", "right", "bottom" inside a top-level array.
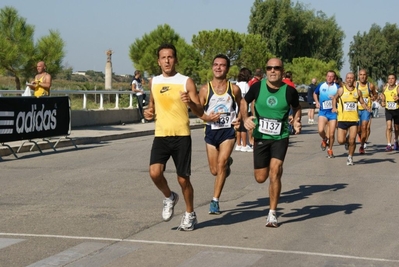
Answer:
[{"left": 1, "top": 114, "right": 399, "bottom": 267}]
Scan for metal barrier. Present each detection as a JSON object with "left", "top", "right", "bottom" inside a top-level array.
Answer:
[
  {"left": 0, "top": 89, "right": 144, "bottom": 110},
  {"left": 0, "top": 96, "right": 73, "bottom": 158}
]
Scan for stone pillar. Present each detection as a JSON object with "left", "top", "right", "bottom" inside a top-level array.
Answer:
[{"left": 105, "top": 49, "right": 113, "bottom": 90}]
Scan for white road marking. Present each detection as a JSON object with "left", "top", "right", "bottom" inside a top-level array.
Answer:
[{"left": 1, "top": 232, "right": 398, "bottom": 264}]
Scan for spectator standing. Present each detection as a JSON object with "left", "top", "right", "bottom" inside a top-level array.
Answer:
[
  {"left": 28, "top": 61, "right": 52, "bottom": 97},
  {"left": 307, "top": 78, "right": 317, "bottom": 124},
  {"left": 235, "top": 67, "right": 253, "bottom": 152},
  {"left": 131, "top": 70, "right": 146, "bottom": 123}
]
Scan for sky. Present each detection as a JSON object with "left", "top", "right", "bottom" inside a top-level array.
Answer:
[{"left": 2, "top": 0, "right": 398, "bottom": 78}]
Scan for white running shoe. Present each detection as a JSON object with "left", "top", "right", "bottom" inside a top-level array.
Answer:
[
  {"left": 266, "top": 212, "right": 278, "bottom": 228},
  {"left": 162, "top": 192, "right": 179, "bottom": 222},
  {"left": 235, "top": 145, "right": 242, "bottom": 151},
  {"left": 177, "top": 212, "right": 197, "bottom": 231},
  {"left": 346, "top": 156, "right": 354, "bottom": 166},
  {"left": 241, "top": 145, "right": 253, "bottom": 152}
]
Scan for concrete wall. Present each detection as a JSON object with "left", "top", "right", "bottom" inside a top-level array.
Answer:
[
  {"left": 71, "top": 109, "right": 140, "bottom": 128},
  {"left": 71, "top": 108, "right": 197, "bottom": 128}
]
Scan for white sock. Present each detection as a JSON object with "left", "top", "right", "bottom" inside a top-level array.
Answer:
[
  {"left": 212, "top": 197, "right": 219, "bottom": 202},
  {"left": 269, "top": 209, "right": 276, "bottom": 215}
]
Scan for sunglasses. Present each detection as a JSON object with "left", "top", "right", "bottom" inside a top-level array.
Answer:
[{"left": 266, "top": 66, "right": 282, "bottom": 71}]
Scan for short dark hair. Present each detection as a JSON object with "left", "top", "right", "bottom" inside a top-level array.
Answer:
[
  {"left": 284, "top": 71, "right": 292, "bottom": 79},
  {"left": 157, "top": 43, "right": 177, "bottom": 59},
  {"left": 388, "top": 73, "right": 397, "bottom": 80},
  {"left": 237, "top": 68, "right": 252, "bottom": 82},
  {"left": 327, "top": 70, "right": 337, "bottom": 77},
  {"left": 254, "top": 68, "right": 263, "bottom": 78},
  {"left": 213, "top": 54, "right": 230, "bottom": 69}
]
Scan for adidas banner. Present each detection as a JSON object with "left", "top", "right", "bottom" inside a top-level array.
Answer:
[{"left": 0, "top": 96, "right": 71, "bottom": 143}]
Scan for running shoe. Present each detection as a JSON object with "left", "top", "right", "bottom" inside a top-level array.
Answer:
[
  {"left": 327, "top": 149, "right": 334, "bottom": 158},
  {"left": 346, "top": 156, "right": 354, "bottom": 166},
  {"left": 320, "top": 139, "right": 327, "bottom": 151},
  {"left": 235, "top": 145, "right": 242, "bottom": 151},
  {"left": 385, "top": 145, "right": 393, "bottom": 152},
  {"left": 359, "top": 146, "right": 365, "bottom": 154},
  {"left": 226, "top": 157, "right": 233, "bottom": 178},
  {"left": 266, "top": 212, "right": 278, "bottom": 228},
  {"left": 177, "top": 212, "right": 197, "bottom": 231},
  {"left": 209, "top": 200, "right": 221, "bottom": 214},
  {"left": 394, "top": 142, "right": 399, "bottom": 151},
  {"left": 241, "top": 145, "right": 253, "bottom": 152},
  {"left": 162, "top": 192, "right": 179, "bottom": 222}
]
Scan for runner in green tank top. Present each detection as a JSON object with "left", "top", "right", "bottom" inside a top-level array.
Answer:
[{"left": 239, "top": 58, "right": 302, "bottom": 228}]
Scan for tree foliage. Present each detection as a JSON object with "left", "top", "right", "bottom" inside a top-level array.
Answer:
[
  {"left": 284, "top": 57, "right": 339, "bottom": 85},
  {"left": 349, "top": 23, "right": 399, "bottom": 82},
  {"left": 128, "top": 24, "right": 199, "bottom": 78},
  {"left": 248, "top": 0, "right": 344, "bottom": 69},
  {"left": 0, "top": 6, "right": 65, "bottom": 89}
]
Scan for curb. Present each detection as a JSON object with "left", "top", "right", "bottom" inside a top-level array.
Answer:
[{"left": 1, "top": 124, "right": 204, "bottom": 158}]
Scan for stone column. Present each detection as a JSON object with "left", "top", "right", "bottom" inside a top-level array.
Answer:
[{"left": 105, "top": 49, "right": 113, "bottom": 90}]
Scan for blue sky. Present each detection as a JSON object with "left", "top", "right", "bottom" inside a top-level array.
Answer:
[{"left": 2, "top": 0, "right": 398, "bottom": 78}]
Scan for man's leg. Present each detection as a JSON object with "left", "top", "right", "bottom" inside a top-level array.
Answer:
[
  {"left": 348, "top": 125, "right": 358, "bottom": 157},
  {"left": 268, "top": 158, "right": 283, "bottom": 211},
  {"left": 149, "top": 163, "right": 171, "bottom": 198},
  {"left": 206, "top": 140, "right": 234, "bottom": 196},
  {"left": 137, "top": 95, "right": 145, "bottom": 121},
  {"left": 177, "top": 175, "right": 194, "bottom": 213},
  {"left": 327, "top": 119, "right": 337, "bottom": 150},
  {"left": 318, "top": 116, "right": 328, "bottom": 149}
]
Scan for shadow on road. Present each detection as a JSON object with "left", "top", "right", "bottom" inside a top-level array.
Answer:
[{"left": 194, "top": 183, "right": 351, "bottom": 229}]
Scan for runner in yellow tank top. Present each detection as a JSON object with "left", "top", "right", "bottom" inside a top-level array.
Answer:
[
  {"left": 356, "top": 69, "right": 377, "bottom": 154},
  {"left": 332, "top": 72, "right": 369, "bottom": 166},
  {"left": 27, "top": 61, "right": 52, "bottom": 97},
  {"left": 143, "top": 43, "right": 204, "bottom": 231},
  {"left": 381, "top": 73, "right": 399, "bottom": 151}
]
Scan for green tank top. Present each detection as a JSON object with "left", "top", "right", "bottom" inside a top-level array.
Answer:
[{"left": 253, "top": 80, "right": 290, "bottom": 140}]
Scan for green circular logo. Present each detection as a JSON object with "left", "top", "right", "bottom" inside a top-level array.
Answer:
[{"left": 266, "top": 96, "right": 278, "bottom": 107}]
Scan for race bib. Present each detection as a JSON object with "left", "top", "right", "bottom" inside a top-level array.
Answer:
[
  {"left": 322, "top": 100, "right": 332, "bottom": 109},
  {"left": 211, "top": 112, "right": 233, "bottom": 129},
  {"left": 387, "top": 101, "right": 397, "bottom": 110},
  {"left": 258, "top": 118, "right": 282, "bottom": 135},
  {"left": 363, "top": 97, "right": 369, "bottom": 104},
  {"left": 344, "top": 102, "right": 357, "bottom": 111}
]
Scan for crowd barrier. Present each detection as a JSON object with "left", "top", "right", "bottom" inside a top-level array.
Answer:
[{"left": 0, "top": 96, "right": 75, "bottom": 158}]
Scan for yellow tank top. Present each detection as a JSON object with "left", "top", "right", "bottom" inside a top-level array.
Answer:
[
  {"left": 338, "top": 85, "right": 359, "bottom": 122},
  {"left": 34, "top": 74, "right": 49, "bottom": 97},
  {"left": 356, "top": 81, "right": 371, "bottom": 110},
  {"left": 383, "top": 85, "right": 399, "bottom": 110},
  {"left": 151, "top": 73, "right": 190, "bottom": 137}
]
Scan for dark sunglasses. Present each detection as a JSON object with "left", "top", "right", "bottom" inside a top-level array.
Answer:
[{"left": 266, "top": 66, "right": 282, "bottom": 71}]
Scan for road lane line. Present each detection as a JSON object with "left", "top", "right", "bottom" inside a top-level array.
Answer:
[{"left": 1, "top": 232, "right": 398, "bottom": 264}]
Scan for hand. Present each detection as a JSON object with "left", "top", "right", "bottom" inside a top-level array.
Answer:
[
  {"left": 288, "top": 115, "right": 293, "bottom": 124},
  {"left": 332, "top": 107, "right": 337, "bottom": 113},
  {"left": 315, "top": 102, "right": 320, "bottom": 108},
  {"left": 207, "top": 111, "right": 221, "bottom": 122},
  {"left": 180, "top": 91, "right": 191, "bottom": 103},
  {"left": 232, "top": 119, "right": 240, "bottom": 130},
  {"left": 244, "top": 116, "right": 256, "bottom": 131},
  {"left": 293, "top": 117, "right": 302, "bottom": 135},
  {"left": 144, "top": 107, "right": 154, "bottom": 121}
]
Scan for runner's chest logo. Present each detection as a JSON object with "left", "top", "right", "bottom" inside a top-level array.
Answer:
[{"left": 266, "top": 96, "right": 278, "bottom": 108}]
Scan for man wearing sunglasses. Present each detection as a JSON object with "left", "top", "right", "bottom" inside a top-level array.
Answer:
[{"left": 240, "top": 58, "right": 302, "bottom": 227}]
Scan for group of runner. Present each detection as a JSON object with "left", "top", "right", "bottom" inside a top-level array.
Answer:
[
  {"left": 144, "top": 43, "right": 398, "bottom": 231},
  {"left": 313, "top": 69, "right": 399, "bottom": 165}
]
